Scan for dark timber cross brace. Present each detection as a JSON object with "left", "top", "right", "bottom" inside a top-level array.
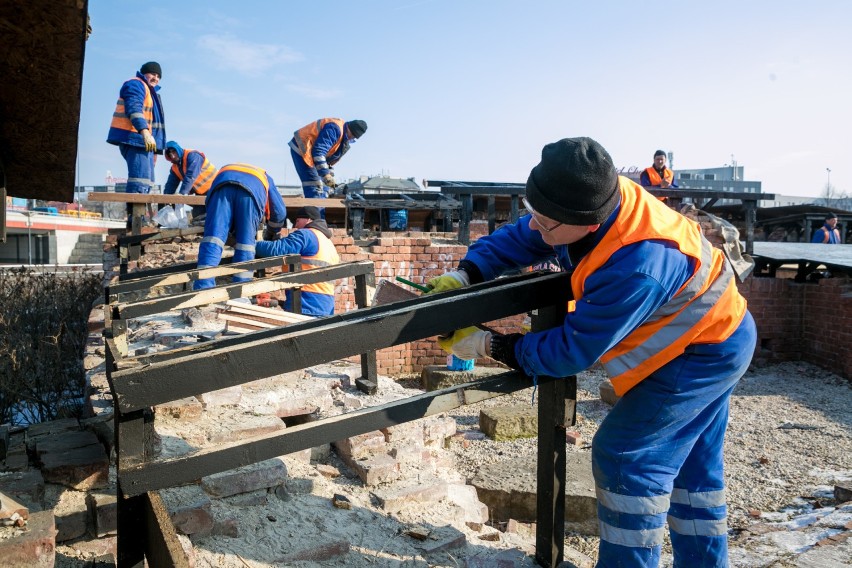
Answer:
[{"left": 107, "top": 270, "right": 576, "bottom": 567}]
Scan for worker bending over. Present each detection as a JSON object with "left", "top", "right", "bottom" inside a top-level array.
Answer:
[
  {"left": 432, "top": 137, "right": 755, "bottom": 568},
  {"left": 289, "top": 118, "right": 367, "bottom": 198},
  {"left": 163, "top": 140, "right": 217, "bottom": 221},
  {"left": 194, "top": 164, "right": 286, "bottom": 290}
]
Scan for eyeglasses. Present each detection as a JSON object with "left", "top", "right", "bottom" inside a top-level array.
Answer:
[{"left": 522, "top": 197, "right": 563, "bottom": 233}]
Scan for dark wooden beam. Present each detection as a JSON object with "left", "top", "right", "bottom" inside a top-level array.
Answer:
[
  {"left": 144, "top": 491, "right": 192, "bottom": 567},
  {"left": 118, "top": 371, "right": 552, "bottom": 496},
  {"left": 111, "top": 272, "right": 571, "bottom": 412},
  {"left": 113, "top": 260, "right": 374, "bottom": 320}
]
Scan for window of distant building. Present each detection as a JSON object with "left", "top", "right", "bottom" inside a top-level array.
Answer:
[
  {"left": 704, "top": 174, "right": 716, "bottom": 180},
  {"left": 680, "top": 173, "right": 692, "bottom": 179}
]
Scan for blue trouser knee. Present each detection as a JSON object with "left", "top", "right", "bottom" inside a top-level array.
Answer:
[
  {"left": 120, "top": 144, "right": 154, "bottom": 225},
  {"left": 194, "top": 186, "right": 262, "bottom": 290},
  {"left": 592, "top": 312, "right": 756, "bottom": 568},
  {"left": 291, "top": 148, "right": 329, "bottom": 199}
]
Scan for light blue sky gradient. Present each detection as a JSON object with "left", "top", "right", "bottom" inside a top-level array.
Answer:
[{"left": 79, "top": 1, "right": 852, "bottom": 197}]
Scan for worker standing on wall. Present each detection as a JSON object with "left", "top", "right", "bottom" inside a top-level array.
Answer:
[
  {"left": 640, "top": 149, "right": 678, "bottom": 189},
  {"left": 194, "top": 164, "right": 287, "bottom": 290},
  {"left": 288, "top": 118, "right": 367, "bottom": 199},
  {"left": 430, "top": 137, "right": 756, "bottom": 567},
  {"left": 106, "top": 61, "right": 166, "bottom": 228},
  {"left": 255, "top": 206, "right": 340, "bottom": 316},
  {"left": 163, "top": 140, "right": 217, "bottom": 222}
]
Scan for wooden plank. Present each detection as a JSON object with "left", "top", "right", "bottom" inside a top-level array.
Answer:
[
  {"left": 88, "top": 192, "right": 346, "bottom": 209},
  {"left": 217, "top": 313, "right": 278, "bottom": 329},
  {"left": 143, "top": 491, "right": 192, "bottom": 568},
  {"left": 118, "top": 371, "right": 557, "bottom": 496},
  {"left": 114, "top": 260, "right": 374, "bottom": 320},
  {"left": 111, "top": 272, "right": 572, "bottom": 412},
  {"left": 112, "top": 255, "right": 300, "bottom": 288},
  {"left": 223, "top": 301, "right": 313, "bottom": 321}
]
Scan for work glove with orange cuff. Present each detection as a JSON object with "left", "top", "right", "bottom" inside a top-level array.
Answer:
[{"left": 438, "top": 327, "right": 522, "bottom": 369}]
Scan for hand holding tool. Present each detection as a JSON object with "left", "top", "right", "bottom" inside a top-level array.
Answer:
[{"left": 438, "top": 327, "right": 491, "bottom": 360}]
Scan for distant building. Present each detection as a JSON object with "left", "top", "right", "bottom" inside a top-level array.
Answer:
[{"left": 343, "top": 175, "right": 423, "bottom": 195}]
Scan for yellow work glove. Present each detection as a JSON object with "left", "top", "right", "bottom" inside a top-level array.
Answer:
[
  {"left": 438, "top": 327, "right": 491, "bottom": 361},
  {"left": 322, "top": 173, "right": 337, "bottom": 189},
  {"left": 425, "top": 269, "right": 470, "bottom": 293},
  {"left": 142, "top": 131, "right": 157, "bottom": 152}
]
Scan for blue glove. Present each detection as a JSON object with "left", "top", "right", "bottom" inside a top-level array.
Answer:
[{"left": 438, "top": 327, "right": 491, "bottom": 360}]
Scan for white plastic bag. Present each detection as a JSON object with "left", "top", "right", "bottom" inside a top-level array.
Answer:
[{"left": 152, "top": 205, "right": 188, "bottom": 228}]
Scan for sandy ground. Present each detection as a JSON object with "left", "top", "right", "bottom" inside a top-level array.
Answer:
[{"left": 53, "top": 308, "right": 852, "bottom": 567}]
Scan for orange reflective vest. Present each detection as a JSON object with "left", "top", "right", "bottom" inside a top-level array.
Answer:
[
  {"left": 643, "top": 166, "right": 674, "bottom": 187},
  {"left": 217, "top": 163, "right": 272, "bottom": 220},
  {"left": 571, "top": 177, "right": 747, "bottom": 395},
  {"left": 288, "top": 228, "right": 340, "bottom": 295},
  {"left": 291, "top": 118, "right": 345, "bottom": 168},
  {"left": 110, "top": 77, "right": 153, "bottom": 133},
  {"left": 171, "top": 150, "right": 217, "bottom": 195}
]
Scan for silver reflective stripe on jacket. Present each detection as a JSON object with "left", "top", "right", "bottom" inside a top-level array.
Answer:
[{"left": 603, "top": 244, "right": 733, "bottom": 378}]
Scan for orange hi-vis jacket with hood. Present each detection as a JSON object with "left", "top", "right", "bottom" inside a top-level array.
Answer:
[
  {"left": 170, "top": 149, "right": 217, "bottom": 195},
  {"left": 569, "top": 177, "right": 747, "bottom": 395},
  {"left": 290, "top": 118, "right": 346, "bottom": 168}
]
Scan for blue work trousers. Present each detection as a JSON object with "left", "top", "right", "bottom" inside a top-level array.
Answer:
[
  {"left": 291, "top": 148, "right": 331, "bottom": 199},
  {"left": 194, "top": 185, "right": 263, "bottom": 290},
  {"left": 120, "top": 144, "right": 154, "bottom": 225},
  {"left": 592, "top": 312, "right": 756, "bottom": 568}
]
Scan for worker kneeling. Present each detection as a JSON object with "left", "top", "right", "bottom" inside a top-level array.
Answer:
[
  {"left": 194, "top": 164, "right": 287, "bottom": 290},
  {"left": 255, "top": 206, "right": 340, "bottom": 316}
]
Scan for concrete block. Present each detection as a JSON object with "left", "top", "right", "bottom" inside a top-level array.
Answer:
[
  {"left": 382, "top": 421, "right": 424, "bottom": 445},
  {"left": 0, "top": 470, "right": 45, "bottom": 510},
  {"left": 446, "top": 483, "right": 489, "bottom": 524},
  {"left": 206, "top": 414, "right": 285, "bottom": 445},
  {"left": 199, "top": 385, "right": 242, "bottom": 407},
  {"left": 422, "top": 415, "right": 458, "bottom": 446},
  {"left": 375, "top": 483, "right": 448, "bottom": 513},
  {"left": 333, "top": 430, "right": 386, "bottom": 460},
  {"left": 160, "top": 485, "right": 214, "bottom": 537},
  {"left": 0, "top": 509, "right": 56, "bottom": 567},
  {"left": 599, "top": 379, "right": 620, "bottom": 406},
  {"left": 469, "top": 453, "right": 598, "bottom": 535},
  {"left": 340, "top": 453, "right": 400, "bottom": 486},
  {"left": 87, "top": 491, "right": 117, "bottom": 537},
  {"left": 421, "top": 365, "right": 505, "bottom": 391},
  {"left": 202, "top": 457, "right": 288, "bottom": 498},
  {"left": 39, "top": 442, "right": 109, "bottom": 491},
  {"left": 154, "top": 397, "right": 203, "bottom": 421},
  {"left": 479, "top": 405, "right": 538, "bottom": 441},
  {"left": 52, "top": 488, "right": 89, "bottom": 542}
]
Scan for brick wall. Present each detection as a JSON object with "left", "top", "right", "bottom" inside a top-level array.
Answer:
[{"left": 738, "top": 276, "right": 852, "bottom": 379}]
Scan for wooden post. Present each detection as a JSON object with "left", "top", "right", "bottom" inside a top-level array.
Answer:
[
  {"left": 354, "top": 271, "right": 378, "bottom": 393},
  {"left": 487, "top": 195, "right": 496, "bottom": 235},
  {"left": 458, "top": 194, "right": 473, "bottom": 245},
  {"left": 351, "top": 207, "right": 365, "bottom": 240},
  {"left": 532, "top": 303, "right": 570, "bottom": 568}
]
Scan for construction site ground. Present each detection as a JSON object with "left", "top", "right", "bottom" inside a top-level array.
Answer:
[{"left": 5, "top": 303, "right": 850, "bottom": 567}]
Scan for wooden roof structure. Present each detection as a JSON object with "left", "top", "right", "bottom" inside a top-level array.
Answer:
[{"left": 0, "top": 0, "right": 89, "bottom": 202}]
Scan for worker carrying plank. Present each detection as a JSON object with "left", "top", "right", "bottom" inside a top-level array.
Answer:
[
  {"left": 256, "top": 206, "right": 340, "bottom": 316},
  {"left": 429, "top": 137, "right": 756, "bottom": 567}
]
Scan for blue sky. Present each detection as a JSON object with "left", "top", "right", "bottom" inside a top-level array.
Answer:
[{"left": 79, "top": 1, "right": 852, "bottom": 198}]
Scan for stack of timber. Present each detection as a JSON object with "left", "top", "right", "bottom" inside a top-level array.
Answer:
[{"left": 216, "top": 300, "right": 313, "bottom": 333}]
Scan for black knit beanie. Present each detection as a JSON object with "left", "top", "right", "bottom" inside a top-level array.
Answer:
[
  {"left": 346, "top": 120, "right": 368, "bottom": 138},
  {"left": 294, "top": 206, "right": 322, "bottom": 221},
  {"left": 140, "top": 61, "right": 162, "bottom": 78},
  {"left": 525, "top": 137, "right": 620, "bottom": 225},
  {"left": 654, "top": 149, "right": 666, "bottom": 158}
]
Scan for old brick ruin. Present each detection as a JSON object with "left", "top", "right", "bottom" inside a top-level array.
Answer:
[{"left": 1, "top": 218, "right": 850, "bottom": 566}]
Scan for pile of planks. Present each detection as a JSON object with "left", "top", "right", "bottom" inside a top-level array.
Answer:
[{"left": 216, "top": 300, "right": 313, "bottom": 333}]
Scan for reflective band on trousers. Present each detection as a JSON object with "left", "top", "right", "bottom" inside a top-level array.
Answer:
[
  {"left": 234, "top": 243, "right": 254, "bottom": 252},
  {"left": 667, "top": 515, "right": 728, "bottom": 537},
  {"left": 599, "top": 521, "right": 667, "bottom": 548},
  {"left": 596, "top": 487, "right": 670, "bottom": 515},
  {"left": 604, "top": 256, "right": 733, "bottom": 377},
  {"left": 201, "top": 236, "right": 226, "bottom": 248},
  {"left": 671, "top": 488, "right": 726, "bottom": 508}
]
